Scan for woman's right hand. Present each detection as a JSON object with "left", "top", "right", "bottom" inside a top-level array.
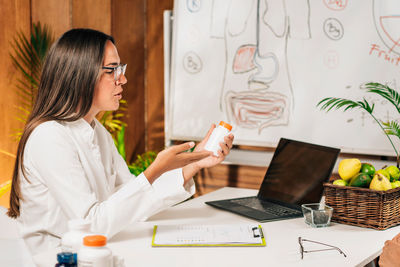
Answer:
[
  {"left": 143, "top": 142, "right": 212, "bottom": 184},
  {"left": 379, "top": 233, "right": 400, "bottom": 267}
]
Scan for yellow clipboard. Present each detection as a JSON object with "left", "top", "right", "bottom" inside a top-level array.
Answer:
[{"left": 151, "top": 224, "right": 266, "bottom": 247}]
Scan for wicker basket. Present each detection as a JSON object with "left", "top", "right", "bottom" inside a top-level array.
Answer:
[{"left": 323, "top": 183, "right": 400, "bottom": 230}]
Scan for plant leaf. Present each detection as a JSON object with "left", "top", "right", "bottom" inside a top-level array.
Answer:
[
  {"left": 317, "top": 97, "right": 374, "bottom": 113},
  {"left": 10, "top": 22, "right": 54, "bottom": 141},
  {"left": 128, "top": 151, "right": 157, "bottom": 176},
  {"left": 382, "top": 120, "right": 400, "bottom": 140},
  {"left": 365, "top": 82, "right": 400, "bottom": 113}
]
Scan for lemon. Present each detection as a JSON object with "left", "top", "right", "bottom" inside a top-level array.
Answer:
[
  {"left": 376, "top": 169, "right": 391, "bottom": 180},
  {"left": 369, "top": 173, "right": 392, "bottom": 191},
  {"left": 338, "top": 158, "right": 361, "bottom": 181},
  {"left": 391, "top": 181, "right": 400, "bottom": 189}
]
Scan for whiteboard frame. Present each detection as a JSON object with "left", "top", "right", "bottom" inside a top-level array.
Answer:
[{"left": 163, "top": 10, "right": 173, "bottom": 148}]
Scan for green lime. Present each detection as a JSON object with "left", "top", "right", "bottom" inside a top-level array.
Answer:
[
  {"left": 360, "top": 163, "right": 375, "bottom": 176},
  {"left": 349, "top": 173, "right": 372, "bottom": 188},
  {"left": 385, "top": 166, "right": 400, "bottom": 182},
  {"left": 333, "top": 179, "right": 348, "bottom": 186}
]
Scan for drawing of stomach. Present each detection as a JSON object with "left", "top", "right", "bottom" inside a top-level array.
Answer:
[{"left": 373, "top": 0, "right": 400, "bottom": 55}]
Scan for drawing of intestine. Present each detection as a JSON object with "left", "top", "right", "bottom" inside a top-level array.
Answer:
[
  {"left": 226, "top": 90, "right": 287, "bottom": 132},
  {"left": 373, "top": 0, "right": 400, "bottom": 55},
  {"left": 211, "top": 0, "right": 310, "bottom": 133}
]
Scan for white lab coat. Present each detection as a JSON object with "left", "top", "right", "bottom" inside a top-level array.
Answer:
[{"left": 17, "top": 118, "right": 195, "bottom": 255}]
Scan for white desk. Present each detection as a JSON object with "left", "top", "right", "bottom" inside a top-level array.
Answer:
[
  {"left": 0, "top": 207, "right": 36, "bottom": 267},
  {"left": 34, "top": 187, "right": 400, "bottom": 267},
  {"left": 105, "top": 187, "right": 399, "bottom": 267}
]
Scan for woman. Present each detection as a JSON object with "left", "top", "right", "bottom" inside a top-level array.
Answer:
[{"left": 8, "top": 28, "right": 234, "bottom": 254}]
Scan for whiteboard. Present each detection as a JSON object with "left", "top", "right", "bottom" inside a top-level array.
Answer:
[{"left": 169, "top": 0, "right": 400, "bottom": 157}]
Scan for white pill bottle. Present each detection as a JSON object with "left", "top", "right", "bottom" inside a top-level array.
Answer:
[
  {"left": 78, "top": 235, "right": 113, "bottom": 267},
  {"left": 204, "top": 121, "right": 232, "bottom": 156},
  {"left": 61, "top": 219, "right": 92, "bottom": 253}
]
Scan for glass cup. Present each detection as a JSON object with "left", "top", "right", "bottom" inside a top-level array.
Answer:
[{"left": 301, "top": 203, "right": 333, "bottom": 228}]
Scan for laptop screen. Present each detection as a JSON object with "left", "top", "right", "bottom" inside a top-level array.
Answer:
[{"left": 257, "top": 138, "right": 340, "bottom": 205}]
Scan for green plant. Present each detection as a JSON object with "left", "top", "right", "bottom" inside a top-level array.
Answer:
[
  {"left": 105, "top": 115, "right": 157, "bottom": 175},
  {"left": 128, "top": 151, "right": 157, "bottom": 176},
  {"left": 98, "top": 99, "right": 128, "bottom": 155},
  {"left": 317, "top": 82, "right": 400, "bottom": 167},
  {"left": 10, "top": 22, "right": 54, "bottom": 139}
]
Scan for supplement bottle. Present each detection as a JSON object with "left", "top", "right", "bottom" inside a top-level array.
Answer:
[
  {"left": 55, "top": 252, "right": 77, "bottom": 267},
  {"left": 61, "top": 219, "right": 91, "bottom": 253},
  {"left": 204, "top": 121, "right": 232, "bottom": 156},
  {"left": 78, "top": 235, "right": 113, "bottom": 267}
]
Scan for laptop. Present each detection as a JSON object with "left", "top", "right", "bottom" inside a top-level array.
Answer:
[{"left": 205, "top": 138, "right": 340, "bottom": 222}]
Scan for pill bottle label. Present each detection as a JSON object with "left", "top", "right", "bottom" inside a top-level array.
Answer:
[
  {"left": 204, "top": 121, "right": 232, "bottom": 156},
  {"left": 78, "top": 257, "right": 112, "bottom": 267}
]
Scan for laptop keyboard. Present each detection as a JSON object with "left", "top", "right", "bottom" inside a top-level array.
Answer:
[{"left": 230, "top": 198, "right": 302, "bottom": 216}]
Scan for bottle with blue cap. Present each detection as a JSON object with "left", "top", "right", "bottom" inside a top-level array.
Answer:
[{"left": 55, "top": 252, "right": 77, "bottom": 267}]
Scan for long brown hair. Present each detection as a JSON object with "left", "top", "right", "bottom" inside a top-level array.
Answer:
[{"left": 8, "top": 29, "right": 115, "bottom": 218}]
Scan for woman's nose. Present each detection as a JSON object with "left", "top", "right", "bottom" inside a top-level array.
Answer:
[{"left": 116, "top": 73, "right": 127, "bottom": 85}]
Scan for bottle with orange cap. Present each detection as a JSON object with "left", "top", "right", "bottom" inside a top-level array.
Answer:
[
  {"left": 204, "top": 121, "right": 233, "bottom": 156},
  {"left": 78, "top": 235, "right": 112, "bottom": 267}
]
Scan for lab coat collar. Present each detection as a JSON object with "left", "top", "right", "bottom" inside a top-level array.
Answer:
[{"left": 65, "top": 118, "right": 96, "bottom": 144}]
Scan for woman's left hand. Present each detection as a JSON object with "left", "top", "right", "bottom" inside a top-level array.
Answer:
[{"left": 182, "top": 124, "right": 234, "bottom": 182}]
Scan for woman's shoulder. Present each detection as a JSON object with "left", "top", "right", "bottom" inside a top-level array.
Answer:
[
  {"left": 28, "top": 120, "right": 72, "bottom": 147},
  {"left": 23, "top": 120, "right": 76, "bottom": 164},
  {"left": 32, "top": 120, "right": 66, "bottom": 135}
]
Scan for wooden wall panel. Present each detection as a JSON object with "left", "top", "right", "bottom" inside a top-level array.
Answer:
[
  {"left": 194, "top": 165, "right": 266, "bottom": 197},
  {"left": 0, "top": 0, "right": 31, "bottom": 207},
  {"left": 72, "top": 0, "right": 111, "bottom": 35},
  {"left": 112, "top": 0, "right": 146, "bottom": 161},
  {"left": 145, "top": 0, "right": 174, "bottom": 152},
  {"left": 31, "top": 0, "right": 71, "bottom": 38}
]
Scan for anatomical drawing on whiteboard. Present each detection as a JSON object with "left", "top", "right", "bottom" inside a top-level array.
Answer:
[
  {"left": 210, "top": 0, "right": 311, "bottom": 133},
  {"left": 170, "top": 0, "right": 400, "bottom": 156}
]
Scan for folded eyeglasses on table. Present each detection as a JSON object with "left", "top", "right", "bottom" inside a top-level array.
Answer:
[{"left": 298, "top": 237, "right": 347, "bottom": 259}]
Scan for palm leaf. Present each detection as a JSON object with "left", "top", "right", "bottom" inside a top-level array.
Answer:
[
  {"left": 382, "top": 121, "right": 400, "bottom": 139},
  {"left": 128, "top": 151, "right": 157, "bottom": 176},
  {"left": 99, "top": 100, "right": 128, "bottom": 138},
  {"left": 365, "top": 82, "right": 400, "bottom": 113},
  {"left": 10, "top": 22, "right": 54, "bottom": 140},
  {"left": 317, "top": 97, "right": 374, "bottom": 114},
  {"left": 11, "top": 31, "right": 42, "bottom": 84},
  {"left": 317, "top": 87, "right": 400, "bottom": 166}
]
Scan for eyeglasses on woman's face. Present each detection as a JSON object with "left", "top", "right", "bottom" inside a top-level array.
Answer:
[{"left": 102, "top": 63, "right": 127, "bottom": 81}]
